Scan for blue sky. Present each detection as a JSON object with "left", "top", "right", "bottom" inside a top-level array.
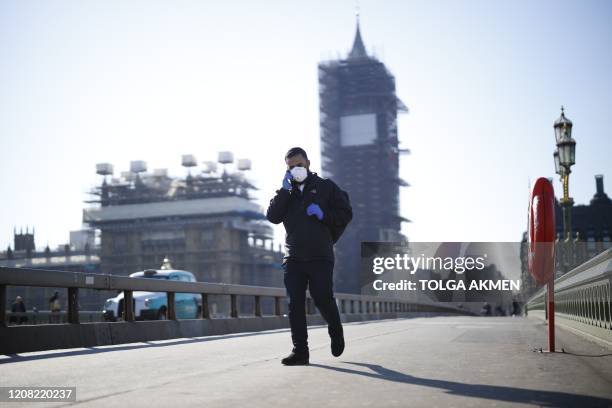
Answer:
[{"left": 1, "top": 0, "right": 611, "bottom": 251}]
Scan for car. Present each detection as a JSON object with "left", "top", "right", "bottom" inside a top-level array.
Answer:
[{"left": 103, "top": 265, "right": 200, "bottom": 321}]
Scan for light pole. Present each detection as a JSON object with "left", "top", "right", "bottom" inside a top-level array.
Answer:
[
  {"left": 553, "top": 106, "right": 576, "bottom": 270},
  {"left": 553, "top": 106, "right": 576, "bottom": 238}
]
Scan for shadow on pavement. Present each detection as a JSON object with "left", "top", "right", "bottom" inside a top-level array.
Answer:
[
  {"left": 558, "top": 352, "right": 612, "bottom": 358},
  {"left": 0, "top": 328, "right": 291, "bottom": 365},
  {"left": 310, "top": 361, "right": 612, "bottom": 407}
]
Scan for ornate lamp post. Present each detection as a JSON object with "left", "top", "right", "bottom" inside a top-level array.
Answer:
[
  {"left": 553, "top": 107, "right": 576, "bottom": 237},
  {"left": 553, "top": 107, "right": 576, "bottom": 271}
]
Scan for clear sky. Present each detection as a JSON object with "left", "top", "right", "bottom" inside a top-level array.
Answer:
[{"left": 1, "top": 0, "right": 611, "bottom": 251}]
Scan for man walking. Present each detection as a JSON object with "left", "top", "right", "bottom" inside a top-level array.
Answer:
[
  {"left": 266, "top": 147, "right": 352, "bottom": 365},
  {"left": 10, "top": 295, "right": 28, "bottom": 325}
]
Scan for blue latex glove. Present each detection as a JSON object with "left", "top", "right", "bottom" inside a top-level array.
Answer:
[
  {"left": 306, "top": 203, "right": 324, "bottom": 221},
  {"left": 282, "top": 170, "right": 293, "bottom": 191}
]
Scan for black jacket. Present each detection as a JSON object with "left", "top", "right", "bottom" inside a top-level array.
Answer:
[
  {"left": 266, "top": 172, "right": 352, "bottom": 262},
  {"left": 11, "top": 302, "right": 26, "bottom": 313}
]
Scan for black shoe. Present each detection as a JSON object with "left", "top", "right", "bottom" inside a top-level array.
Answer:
[
  {"left": 331, "top": 335, "right": 345, "bottom": 357},
  {"left": 281, "top": 349, "right": 309, "bottom": 366}
]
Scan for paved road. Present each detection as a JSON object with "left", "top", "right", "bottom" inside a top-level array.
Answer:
[{"left": 1, "top": 316, "right": 612, "bottom": 407}]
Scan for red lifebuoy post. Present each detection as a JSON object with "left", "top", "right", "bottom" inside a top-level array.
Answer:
[{"left": 528, "top": 177, "right": 556, "bottom": 352}]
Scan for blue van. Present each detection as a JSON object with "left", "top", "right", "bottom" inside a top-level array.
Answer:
[{"left": 103, "top": 266, "right": 199, "bottom": 321}]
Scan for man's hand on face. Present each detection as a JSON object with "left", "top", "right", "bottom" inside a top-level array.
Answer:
[
  {"left": 282, "top": 170, "right": 293, "bottom": 191},
  {"left": 306, "top": 203, "right": 324, "bottom": 221}
]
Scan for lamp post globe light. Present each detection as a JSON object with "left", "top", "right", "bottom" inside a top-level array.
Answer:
[
  {"left": 553, "top": 106, "right": 576, "bottom": 242},
  {"left": 553, "top": 149, "right": 561, "bottom": 177}
]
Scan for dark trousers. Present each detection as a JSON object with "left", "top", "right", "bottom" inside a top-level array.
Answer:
[{"left": 283, "top": 258, "right": 343, "bottom": 352}]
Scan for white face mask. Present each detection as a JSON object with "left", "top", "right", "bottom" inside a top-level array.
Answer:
[{"left": 290, "top": 166, "right": 308, "bottom": 183}]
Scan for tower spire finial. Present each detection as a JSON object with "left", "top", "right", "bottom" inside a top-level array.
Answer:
[{"left": 348, "top": 7, "right": 367, "bottom": 60}]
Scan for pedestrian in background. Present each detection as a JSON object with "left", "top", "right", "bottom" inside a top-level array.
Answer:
[
  {"left": 10, "top": 295, "right": 28, "bottom": 325},
  {"left": 49, "top": 291, "right": 61, "bottom": 323}
]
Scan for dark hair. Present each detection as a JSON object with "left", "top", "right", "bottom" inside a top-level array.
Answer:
[{"left": 285, "top": 147, "right": 308, "bottom": 160}]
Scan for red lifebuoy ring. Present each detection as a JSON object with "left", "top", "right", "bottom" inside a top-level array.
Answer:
[{"left": 528, "top": 177, "right": 556, "bottom": 285}]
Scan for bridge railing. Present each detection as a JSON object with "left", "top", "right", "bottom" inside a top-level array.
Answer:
[
  {"left": 5, "top": 310, "right": 104, "bottom": 325},
  {"left": 0, "top": 266, "right": 468, "bottom": 327},
  {"left": 525, "top": 248, "right": 612, "bottom": 343}
]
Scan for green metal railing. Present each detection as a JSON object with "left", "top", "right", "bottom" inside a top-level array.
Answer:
[
  {"left": 526, "top": 248, "right": 612, "bottom": 337},
  {"left": 0, "top": 266, "right": 470, "bottom": 327}
]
